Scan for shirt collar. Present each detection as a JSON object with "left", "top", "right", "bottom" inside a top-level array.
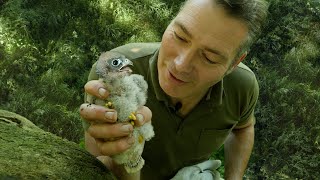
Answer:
[
  {"left": 205, "top": 79, "right": 224, "bottom": 106},
  {"left": 149, "top": 49, "right": 169, "bottom": 103},
  {"left": 148, "top": 48, "right": 224, "bottom": 107}
]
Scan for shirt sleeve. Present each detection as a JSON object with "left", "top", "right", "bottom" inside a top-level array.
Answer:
[
  {"left": 236, "top": 74, "right": 259, "bottom": 127},
  {"left": 82, "top": 62, "right": 99, "bottom": 131}
]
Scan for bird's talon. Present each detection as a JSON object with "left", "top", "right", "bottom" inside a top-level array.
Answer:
[
  {"left": 105, "top": 101, "right": 114, "bottom": 109},
  {"left": 128, "top": 112, "right": 137, "bottom": 121},
  {"left": 130, "top": 120, "right": 135, "bottom": 126},
  {"left": 138, "top": 135, "right": 144, "bottom": 144}
]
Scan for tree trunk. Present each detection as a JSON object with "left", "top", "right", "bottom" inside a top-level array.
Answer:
[{"left": 0, "top": 109, "right": 116, "bottom": 180}]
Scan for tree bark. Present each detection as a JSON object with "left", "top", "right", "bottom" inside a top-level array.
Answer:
[{"left": 0, "top": 109, "right": 116, "bottom": 180}]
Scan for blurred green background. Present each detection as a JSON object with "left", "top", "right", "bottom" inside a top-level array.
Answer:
[{"left": 0, "top": 0, "right": 319, "bottom": 179}]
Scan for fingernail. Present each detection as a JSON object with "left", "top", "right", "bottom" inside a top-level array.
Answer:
[
  {"left": 105, "top": 112, "right": 115, "bottom": 119},
  {"left": 127, "top": 136, "right": 135, "bottom": 145},
  {"left": 120, "top": 124, "right": 133, "bottom": 133},
  {"left": 136, "top": 114, "right": 144, "bottom": 124},
  {"left": 98, "top": 88, "right": 107, "bottom": 98}
]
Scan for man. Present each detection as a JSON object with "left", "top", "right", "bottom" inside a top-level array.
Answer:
[{"left": 80, "top": 0, "right": 268, "bottom": 179}]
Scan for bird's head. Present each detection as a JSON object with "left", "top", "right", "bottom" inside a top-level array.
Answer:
[{"left": 96, "top": 51, "right": 133, "bottom": 78}]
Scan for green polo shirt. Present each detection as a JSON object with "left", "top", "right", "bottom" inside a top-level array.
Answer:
[{"left": 84, "top": 43, "right": 259, "bottom": 179}]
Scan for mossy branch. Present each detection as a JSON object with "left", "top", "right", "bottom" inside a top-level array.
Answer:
[{"left": 0, "top": 109, "right": 115, "bottom": 180}]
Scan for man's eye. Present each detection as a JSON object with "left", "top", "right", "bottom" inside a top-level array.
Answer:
[
  {"left": 174, "top": 31, "right": 187, "bottom": 42},
  {"left": 203, "top": 54, "right": 216, "bottom": 64}
]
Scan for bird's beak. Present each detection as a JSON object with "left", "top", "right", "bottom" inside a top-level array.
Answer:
[
  {"left": 119, "top": 58, "right": 133, "bottom": 73},
  {"left": 124, "top": 58, "right": 133, "bottom": 67}
]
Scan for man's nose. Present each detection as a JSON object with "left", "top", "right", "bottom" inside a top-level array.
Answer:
[{"left": 174, "top": 50, "right": 195, "bottom": 73}]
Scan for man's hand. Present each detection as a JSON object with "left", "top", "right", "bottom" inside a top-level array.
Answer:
[{"left": 79, "top": 80, "right": 152, "bottom": 178}]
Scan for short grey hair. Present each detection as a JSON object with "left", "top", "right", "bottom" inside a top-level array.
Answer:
[
  {"left": 215, "top": 0, "right": 269, "bottom": 62},
  {"left": 181, "top": 0, "right": 269, "bottom": 62}
]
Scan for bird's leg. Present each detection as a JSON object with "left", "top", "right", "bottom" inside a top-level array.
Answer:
[{"left": 124, "top": 155, "right": 145, "bottom": 173}]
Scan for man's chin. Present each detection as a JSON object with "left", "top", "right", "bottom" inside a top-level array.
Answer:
[
  {"left": 163, "top": 87, "right": 185, "bottom": 99},
  {"left": 160, "top": 78, "right": 188, "bottom": 98}
]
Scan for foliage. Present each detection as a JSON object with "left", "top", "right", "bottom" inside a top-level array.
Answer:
[
  {"left": 0, "top": 0, "right": 178, "bottom": 142},
  {"left": 245, "top": 0, "right": 320, "bottom": 179},
  {"left": 0, "top": 0, "right": 319, "bottom": 178}
]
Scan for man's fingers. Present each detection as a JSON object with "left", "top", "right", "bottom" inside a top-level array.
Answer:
[
  {"left": 87, "top": 123, "right": 133, "bottom": 139},
  {"left": 84, "top": 80, "right": 109, "bottom": 100},
  {"left": 95, "top": 136, "right": 135, "bottom": 156},
  {"left": 134, "top": 106, "right": 152, "bottom": 127},
  {"left": 80, "top": 103, "right": 117, "bottom": 123}
]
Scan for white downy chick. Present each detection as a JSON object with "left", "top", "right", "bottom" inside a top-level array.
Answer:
[{"left": 95, "top": 51, "right": 155, "bottom": 173}]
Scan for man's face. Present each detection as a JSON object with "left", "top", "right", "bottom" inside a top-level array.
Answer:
[{"left": 158, "top": 0, "right": 248, "bottom": 101}]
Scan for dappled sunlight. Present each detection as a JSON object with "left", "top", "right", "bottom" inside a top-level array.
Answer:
[
  {"left": 0, "top": 18, "right": 26, "bottom": 55},
  {"left": 0, "top": 0, "right": 172, "bottom": 143},
  {"left": 92, "top": 0, "right": 172, "bottom": 43}
]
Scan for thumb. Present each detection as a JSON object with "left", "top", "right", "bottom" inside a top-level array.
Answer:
[{"left": 134, "top": 106, "right": 152, "bottom": 127}]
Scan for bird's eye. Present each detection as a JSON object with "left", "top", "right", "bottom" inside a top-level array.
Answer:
[{"left": 112, "top": 59, "right": 121, "bottom": 66}]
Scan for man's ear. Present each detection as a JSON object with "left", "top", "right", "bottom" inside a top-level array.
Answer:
[
  {"left": 225, "top": 52, "right": 248, "bottom": 75},
  {"left": 233, "top": 52, "right": 247, "bottom": 68}
]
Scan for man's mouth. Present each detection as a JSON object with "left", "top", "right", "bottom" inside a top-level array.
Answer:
[{"left": 168, "top": 71, "right": 187, "bottom": 84}]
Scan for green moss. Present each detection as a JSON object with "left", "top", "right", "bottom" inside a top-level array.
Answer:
[{"left": 0, "top": 109, "right": 115, "bottom": 179}]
